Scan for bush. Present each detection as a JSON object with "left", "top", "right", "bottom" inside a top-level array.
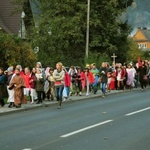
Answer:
[{"left": 0, "top": 32, "right": 37, "bottom": 69}]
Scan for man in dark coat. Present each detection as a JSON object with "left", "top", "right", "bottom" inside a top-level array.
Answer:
[
  {"left": 99, "top": 62, "right": 108, "bottom": 97},
  {"left": 0, "top": 67, "right": 6, "bottom": 107}
]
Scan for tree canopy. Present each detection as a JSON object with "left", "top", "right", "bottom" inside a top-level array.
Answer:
[
  {"left": 1, "top": 0, "right": 134, "bottom": 68},
  {"left": 30, "top": 0, "right": 133, "bottom": 66}
]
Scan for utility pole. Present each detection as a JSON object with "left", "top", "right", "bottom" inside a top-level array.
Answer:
[
  {"left": 21, "top": 11, "right": 25, "bottom": 38},
  {"left": 85, "top": 0, "right": 90, "bottom": 58}
]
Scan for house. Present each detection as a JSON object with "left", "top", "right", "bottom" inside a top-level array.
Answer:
[
  {"left": 133, "top": 27, "right": 150, "bottom": 51},
  {"left": 0, "top": 0, "right": 21, "bottom": 34},
  {"left": 0, "top": 0, "right": 39, "bottom": 37}
]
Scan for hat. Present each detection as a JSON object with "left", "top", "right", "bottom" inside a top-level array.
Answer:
[
  {"left": 36, "top": 62, "right": 42, "bottom": 68},
  {"left": 7, "top": 67, "right": 13, "bottom": 73},
  {"left": 16, "top": 65, "right": 22, "bottom": 71}
]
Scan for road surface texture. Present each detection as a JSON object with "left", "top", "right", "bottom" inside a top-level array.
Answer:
[{"left": 0, "top": 89, "right": 150, "bottom": 150}]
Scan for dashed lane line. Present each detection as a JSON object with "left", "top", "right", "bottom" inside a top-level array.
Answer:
[
  {"left": 125, "top": 107, "right": 150, "bottom": 116},
  {"left": 61, "top": 120, "right": 113, "bottom": 138},
  {"left": 61, "top": 106, "right": 150, "bottom": 138}
]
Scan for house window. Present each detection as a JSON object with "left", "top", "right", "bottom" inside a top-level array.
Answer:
[{"left": 138, "top": 43, "right": 147, "bottom": 49}]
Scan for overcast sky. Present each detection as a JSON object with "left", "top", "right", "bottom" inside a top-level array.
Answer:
[{"left": 126, "top": 0, "right": 150, "bottom": 35}]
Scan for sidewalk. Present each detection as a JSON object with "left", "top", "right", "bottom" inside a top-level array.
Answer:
[{"left": 0, "top": 88, "right": 141, "bottom": 115}]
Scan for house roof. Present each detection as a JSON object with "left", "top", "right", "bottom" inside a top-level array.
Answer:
[
  {"left": 0, "top": 0, "right": 21, "bottom": 34},
  {"left": 133, "top": 27, "right": 150, "bottom": 42},
  {"left": 0, "top": 14, "right": 11, "bottom": 33},
  {"left": 140, "top": 28, "right": 150, "bottom": 41}
]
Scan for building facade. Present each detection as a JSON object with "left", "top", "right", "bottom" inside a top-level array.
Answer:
[{"left": 133, "top": 27, "right": 150, "bottom": 51}]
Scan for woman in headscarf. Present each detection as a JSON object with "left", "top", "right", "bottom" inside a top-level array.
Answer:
[
  {"left": 35, "top": 68, "right": 45, "bottom": 104},
  {"left": 6, "top": 67, "right": 15, "bottom": 108}
]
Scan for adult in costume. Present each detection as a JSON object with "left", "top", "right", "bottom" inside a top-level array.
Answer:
[{"left": 9, "top": 68, "right": 26, "bottom": 108}]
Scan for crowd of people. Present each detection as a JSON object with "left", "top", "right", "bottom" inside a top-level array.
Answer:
[{"left": 0, "top": 59, "right": 149, "bottom": 109}]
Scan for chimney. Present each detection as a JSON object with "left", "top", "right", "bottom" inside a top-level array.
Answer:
[{"left": 143, "top": 27, "right": 147, "bottom": 30}]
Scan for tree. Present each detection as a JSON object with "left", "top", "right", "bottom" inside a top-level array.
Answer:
[
  {"left": 35, "top": 0, "right": 133, "bottom": 66},
  {"left": 142, "top": 51, "right": 150, "bottom": 61},
  {"left": 14, "top": 0, "right": 134, "bottom": 67},
  {"left": 30, "top": 0, "right": 87, "bottom": 67},
  {"left": 89, "top": 0, "right": 133, "bottom": 62},
  {"left": 0, "top": 32, "right": 37, "bottom": 69},
  {"left": 84, "top": 52, "right": 111, "bottom": 69},
  {"left": 126, "top": 38, "right": 143, "bottom": 62}
]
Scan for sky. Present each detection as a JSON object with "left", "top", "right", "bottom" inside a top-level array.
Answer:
[{"left": 126, "top": 0, "right": 150, "bottom": 35}]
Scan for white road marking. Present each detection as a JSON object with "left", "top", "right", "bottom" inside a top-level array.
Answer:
[
  {"left": 22, "top": 148, "right": 32, "bottom": 150},
  {"left": 61, "top": 120, "right": 113, "bottom": 138},
  {"left": 125, "top": 107, "right": 150, "bottom": 116}
]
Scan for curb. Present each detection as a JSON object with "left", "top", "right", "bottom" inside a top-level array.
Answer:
[{"left": 0, "top": 87, "right": 143, "bottom": 116}]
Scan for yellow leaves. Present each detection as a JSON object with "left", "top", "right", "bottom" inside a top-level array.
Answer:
[{"left": 0, "top": 33, "right": 37, "bottom": 68}]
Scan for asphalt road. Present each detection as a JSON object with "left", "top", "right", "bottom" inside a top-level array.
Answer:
[{"left": 0, "top": 89, "right": 150, "bottom": 150}]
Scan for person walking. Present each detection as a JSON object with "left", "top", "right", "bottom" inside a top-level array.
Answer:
[
  {"left": 115, "top": 63, "right": 126, "bottom": 90},
  {"left": 63, "top": 67, "right": 71, "bottom": 101},
  {"left": 36, "top": 62, "right": 46, "bottom": 101},
  {"left": 6, "top": 67, "right": 15, "bottom": 108},
  {"left": 47, "top": 67, "right": 55, "bottom": 101},
  {"left": 99, "top": 62, "right": 108, "bottom": 98},
  {"left": 137, "top": 60, "right": 148, "bottom": 90},
  {"left": 44, "top": 67, "right": 50, "bottom": 100},
  {"left": 126, "top": 64, "right": 134, "bottom": 89},
  {"left": 91, "top": 63, "right": 99, "bottom": 94},
  {"left": 68, "top": 66, "right": 77, "bottom": 96},
  {"left": 75, "top": 67, "right": 85, "bottom": 96},
  {"left": 84, "top": 67, "right": 94, "bottom": 96},
  {"left": 53, "top": 62, "right": 65, "bottom": 109},
  {"left": 29, "top": 68, "right": 37, "bottom": 104},
  {"left": 35, "top": 68, "right": 45, "bottom": 104},
  {"left": 9, "top": 68, "right": 26, "bottom": 108},
  {"left": 24, "top": 67, "right": 31, "bottom": 101},
  {"left": 0, "top": 67, "right": 6, "bottom": 107}
]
